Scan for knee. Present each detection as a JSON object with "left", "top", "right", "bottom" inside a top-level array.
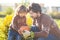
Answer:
[
  {"left": 38, "top": 38, "right": 45, "bottom": 40},
  {"left": 31, "top": 26, "right": 40, "bottom": 32}
]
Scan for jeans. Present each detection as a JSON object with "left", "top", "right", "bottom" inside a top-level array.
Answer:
[
  {"left": 38, "top": 34, "right": 60, "bottom": 40},
  {"left": 8, "top": 29, "right": 22, "bottom": 40},
  {"left": 31, "top": 26, "right": 60, "bottom": 40}
]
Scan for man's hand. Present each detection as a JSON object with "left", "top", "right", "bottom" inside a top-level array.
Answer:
[{"left": 30, "top": 31, "right": 34, "bottom": 38}]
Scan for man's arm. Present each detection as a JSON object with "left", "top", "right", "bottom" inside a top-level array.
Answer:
[
  {"left": 33, "top": 14, "right": 51, "bottom": 38},
  {"left": 34, "top": 17, "right": 60, "bottom": 38},
  {"left": 34, "top": 25, "right": 50, "bottom": 38},
  {"left": 50, "top": 19, "right": 60, "bottom": 38}
]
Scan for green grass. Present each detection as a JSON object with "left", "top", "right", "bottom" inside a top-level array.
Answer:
[{"left": 54, "top": 19, "right": 60, "bottom": 29}]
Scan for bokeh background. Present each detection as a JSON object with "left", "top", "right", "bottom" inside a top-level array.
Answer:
[{"left": 0, "top": 0, "right": 60, "bottom": 40}]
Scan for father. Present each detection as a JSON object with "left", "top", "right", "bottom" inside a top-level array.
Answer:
[{"left": 29, "top": 3, "right": 60, "bottom": 40}]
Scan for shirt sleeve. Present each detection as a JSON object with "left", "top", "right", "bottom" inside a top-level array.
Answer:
[
  {"left": 50, "top": 19, "right": 60, "bottom": 37},
  {"left": 12, "top": 16, "right": 19, "bottom": 31},
  {"left": 34, "top": 15, "right": 51, "bottom": 38}
]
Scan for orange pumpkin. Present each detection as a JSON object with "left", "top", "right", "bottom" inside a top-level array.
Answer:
[{"left": 19, "top": 26, "right": 30, "bottom": 33}]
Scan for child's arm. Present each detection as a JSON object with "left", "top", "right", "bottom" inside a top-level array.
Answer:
[{"left": 12, "top": 16, "right": 19, "bottom": 32}]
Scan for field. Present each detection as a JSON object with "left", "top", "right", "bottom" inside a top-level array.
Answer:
[{"left": 54, "top": 19, "right": 60, "bottom": 29}]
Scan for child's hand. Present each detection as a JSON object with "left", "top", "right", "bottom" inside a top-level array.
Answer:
[
  {"left": 22, "top": 30, "right": 30, "bottom": 39},
  {"left": 18, "top": 29, "right": 23, "bottom": 35},
  {"left": 22, "top": 31, "right": 35, "bottom": 39},
  {"left": 18, "top": 26, "right": 30, "bottom": 35}
]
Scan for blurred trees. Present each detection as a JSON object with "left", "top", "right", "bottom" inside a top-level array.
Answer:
[
  {"left": 5, "top": 7, "right": 14, "bottom": 15},
  {"left": 50, "top": 7, "right": 60, "bottom": 19}
]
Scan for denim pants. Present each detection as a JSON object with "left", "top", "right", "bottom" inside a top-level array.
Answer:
[
  {"left": 8, "top": 29, "right": 22, "bottom": 40},
  {"left": 31, "top": 26, "right": 60, "bottom": 40},
  {"left": 8, "top": 26, "right": 60, "bottom": 40}
]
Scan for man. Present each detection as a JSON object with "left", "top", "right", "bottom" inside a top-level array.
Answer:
[{"left": 29, "top": 3, "right": 60, "bottom": 40}]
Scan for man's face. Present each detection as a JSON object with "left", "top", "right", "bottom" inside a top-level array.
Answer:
[{"left": 29, "top": 11, "right": 38, "bottom": 19}]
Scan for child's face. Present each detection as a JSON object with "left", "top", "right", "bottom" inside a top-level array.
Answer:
[{"left": 19, "top": 12, "right": 27, "bottom": 17}]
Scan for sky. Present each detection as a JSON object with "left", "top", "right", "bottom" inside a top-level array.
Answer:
[
  {"left": 0, "top": 0, "right": 60, "bottom": 7},
  {"left": 0, "top": 0, "right": 22, "bottom": 3}
]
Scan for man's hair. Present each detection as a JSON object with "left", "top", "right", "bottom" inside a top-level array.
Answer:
[{"left": 29, "top": 3, "right": 42, "bottom": 14}]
